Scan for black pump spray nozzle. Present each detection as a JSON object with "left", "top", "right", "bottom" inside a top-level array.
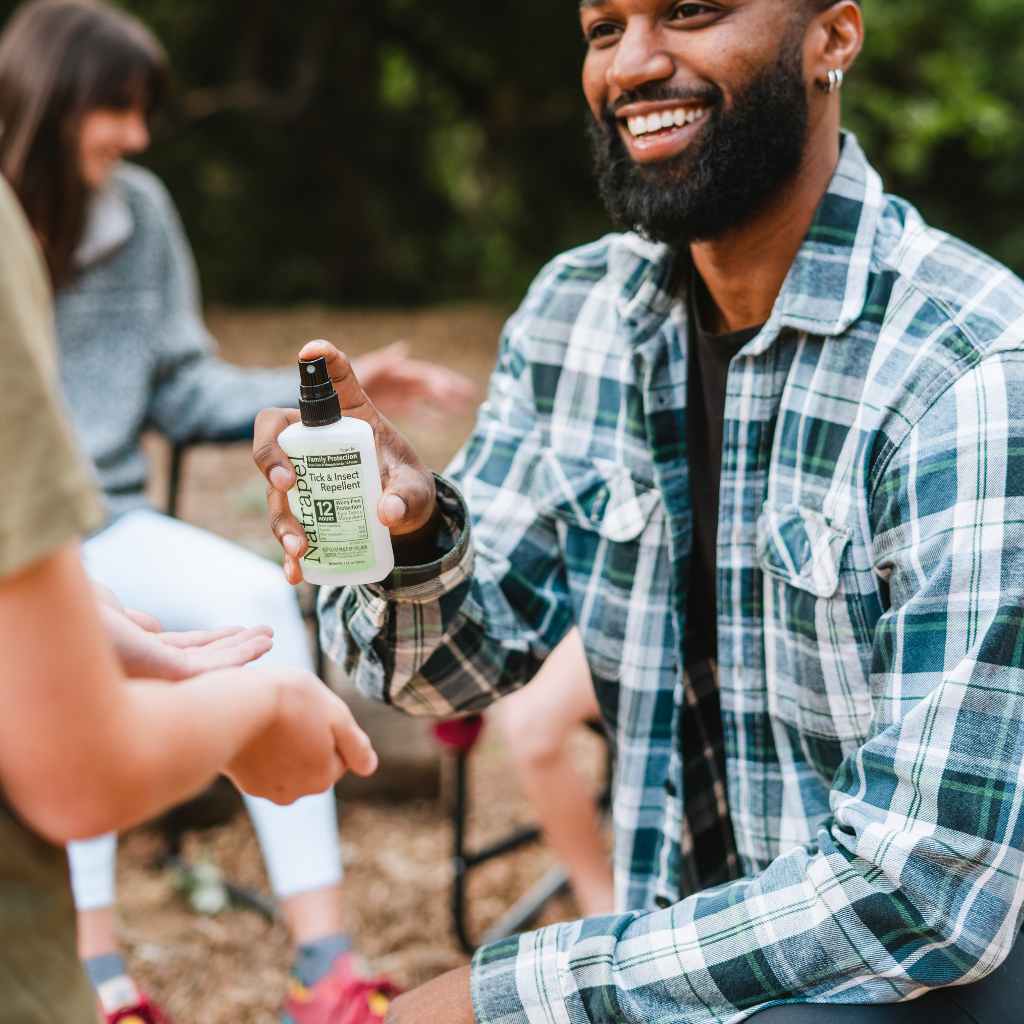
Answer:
[{"left": 297, "top": 354, "right": 342, "bottom": 426}]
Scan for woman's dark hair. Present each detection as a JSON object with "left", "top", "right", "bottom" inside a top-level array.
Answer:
[{"left": 0, "top": 0, "right": 168, "bottom": 287}]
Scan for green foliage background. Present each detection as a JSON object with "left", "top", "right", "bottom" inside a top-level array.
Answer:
[{"left": 3, "top": 0, "right": 1022, "bottom": 305}]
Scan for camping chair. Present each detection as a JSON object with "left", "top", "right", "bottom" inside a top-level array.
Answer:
[{"left": 434, "top": 714, "right": 613, "bottom": 954}]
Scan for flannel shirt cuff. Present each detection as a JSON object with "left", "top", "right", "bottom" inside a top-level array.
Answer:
[
  {"left": 471, "top": 926, "right": 571, "bottom": 1024},
  {"left": 364, "top": 474, "right": 472, "bottom": 603}
]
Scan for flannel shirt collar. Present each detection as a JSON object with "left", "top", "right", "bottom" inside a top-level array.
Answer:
[{"left": 609, "top": 132, "right": 884, "bottom": 347}]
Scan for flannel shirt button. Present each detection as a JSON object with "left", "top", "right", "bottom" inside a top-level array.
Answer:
[
  {"left": 654, "top": 895, "right": 673, "bottom": 909},
  {"left": 664, "top": 777, "right": 677, "bottom": 797}
]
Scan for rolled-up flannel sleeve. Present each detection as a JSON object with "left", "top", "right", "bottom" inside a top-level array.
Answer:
[
  {"left": 319, "top": 277, "right": 576, "bottom": 717},
  {"left": 144, "top": 183, "right": 295, "bottom": 443},
  {"left": 471, "top": 352, "right": 1024, "bottom": 1023}
]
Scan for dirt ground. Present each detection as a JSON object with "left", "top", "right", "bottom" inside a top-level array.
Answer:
[{"left": 117, "top": 304, "right": 609, "bottom": 1021}]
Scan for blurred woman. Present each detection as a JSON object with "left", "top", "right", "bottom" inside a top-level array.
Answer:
[{"left": 0, "top": 2, "right": 472, "bottom": 1021}]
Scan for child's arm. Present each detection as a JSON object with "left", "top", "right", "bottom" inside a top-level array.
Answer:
[{"left": 0, "top": 542, "right": 376, "bottom": 843}]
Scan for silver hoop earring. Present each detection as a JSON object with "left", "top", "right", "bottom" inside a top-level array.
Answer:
[{"left": 821, "top": 68, "right": 844, "bottom": 94}]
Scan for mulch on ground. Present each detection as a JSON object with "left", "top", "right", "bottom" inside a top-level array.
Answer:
[{"left": 117, "top": 304, "right": 608, "bottom": 1021}]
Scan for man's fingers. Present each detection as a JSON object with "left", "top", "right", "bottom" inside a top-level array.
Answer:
[
  {"left": 267, "top": 486, "right": 307, "bottom": 573},
  {"left": 379, "top": 493, "right": 407, "bottom": 528},
  {"left": 253, "top": 407, "right": 309, "bottom": 577},
  {"left": 298, "top": 340, "right": 378, "bottom": 424},
  {"left": 329, "top": 699, "right": 379, "bottom": 778},
  {"left": 282, "top": 554, "right": 304, "bottom": 585},
  {"left": 253, "top": 407, "right": 301, "bottom": 491},
  {"left": 378, "top": 461, "right": 436, "bottom": 535},
  {"left": 259, "top": 343, "right": 436, "bottom": 563}
]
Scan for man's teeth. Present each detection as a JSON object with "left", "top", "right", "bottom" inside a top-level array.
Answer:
[{"left": 626, "top": 107, "right": 707, "bottom": 138}]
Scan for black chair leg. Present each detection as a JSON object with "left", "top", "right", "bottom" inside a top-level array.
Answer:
[
  {"left": 451, "top": 745, "right": 473, "bottom": 955},
  {"left": 166, "top": 443, "right": 186, "bottom": 519},
  {"left": 312, "top": 587, "right": 327, "bottom": 681},
  {"left": 449, "top": 745, "right": 552, "bottom": 954},
  {"left": 449, "top": 721, "right": 615, "bottom": 953}
]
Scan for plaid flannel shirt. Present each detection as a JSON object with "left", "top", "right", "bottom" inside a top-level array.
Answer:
[{"left": 320, "top": 134, "right": 1024, "bottom": 1022}]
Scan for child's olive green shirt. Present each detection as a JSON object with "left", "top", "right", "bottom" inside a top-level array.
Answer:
[{"left": 0, "top": 175, "right": 104, "bottom": 1023}]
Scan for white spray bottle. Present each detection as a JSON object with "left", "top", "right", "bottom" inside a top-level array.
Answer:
[{"left": 278, "top": 352, "right": 395, "bottom": 586}]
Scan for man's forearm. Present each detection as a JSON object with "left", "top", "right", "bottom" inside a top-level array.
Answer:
[
  {"left": 390, "top": 500, "right": 446, "bottom": 566},
  {"left": 322, "top": 475, "right": 567, "bottom": 720},
  {"left": 386, "top": 965, "right": 475, "bottom": 1023}
]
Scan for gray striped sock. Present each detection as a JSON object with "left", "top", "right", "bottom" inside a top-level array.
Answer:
[{"left": 292, "top": 933, "right": 353, "bottom": 987}]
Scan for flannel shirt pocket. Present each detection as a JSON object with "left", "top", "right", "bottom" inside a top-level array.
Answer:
[
  {"left": 538, "top": 453, "right": 662, "bottom": 688},
  {"left": 538, "top": 453, "right": 660, "bottom": 541},
  {"left": 757, "top": 504, "right": 874, "bottom": 747},
  {"left": 757, "top": 504, "right": 851, "bottom": 598}
]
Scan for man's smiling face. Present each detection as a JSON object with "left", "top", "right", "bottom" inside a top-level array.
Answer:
[{"left": 580, "top": 0, "right": 816, "bottom": 246}]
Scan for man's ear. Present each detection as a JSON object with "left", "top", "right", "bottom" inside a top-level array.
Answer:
[{"left": 805, "top": 1, "right": 864, "bottom": 90}]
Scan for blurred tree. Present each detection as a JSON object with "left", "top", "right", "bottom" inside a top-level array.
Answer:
[
  {"left": 847, "top": 0, "right": 1024, "bottom": 277},
  {"left": 0, "top": 0, "right": 1020, "bottom": 304}
]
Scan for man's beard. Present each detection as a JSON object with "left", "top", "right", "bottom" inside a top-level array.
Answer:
[{"left": 586, "top": 35, "right": 810, "bottom": 247}]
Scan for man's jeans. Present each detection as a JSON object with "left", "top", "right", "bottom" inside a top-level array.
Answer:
[{"left": 753, "top": 926, "right": 1022, "bottom": 1022}]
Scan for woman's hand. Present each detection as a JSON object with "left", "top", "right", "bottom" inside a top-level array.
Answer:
[
  {"left": 353, "top": 341, "right": 478, "bottom": 421},
  {"left": 254, "top": 340, "right": 439, "bottom": 584}
]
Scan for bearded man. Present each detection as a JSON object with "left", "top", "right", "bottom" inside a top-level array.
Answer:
[{"left": 254, "top": 1, "right": 1024, "bottom": 1020}]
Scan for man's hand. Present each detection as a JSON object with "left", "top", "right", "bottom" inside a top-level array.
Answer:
[
  {"left": 385, "top": 966, "right": 475, "bottom": 1024},
  {"left": 353, "top": 341, "right": 478, "bottom": 422},
  {"left": 254, "top": 339, "right": 438, "bottom": 584},
  {"left": 225, "top": 667, "right": 378, "bottom": 804},
  {"left": 98, "top": 601, "right": 274, "bottom": 682}
]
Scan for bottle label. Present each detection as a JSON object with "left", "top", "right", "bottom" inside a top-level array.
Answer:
[{"left": 288, "top": 452, "right": 375, "bottom": 573}]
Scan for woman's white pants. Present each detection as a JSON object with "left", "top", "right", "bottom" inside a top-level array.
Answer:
[{"left": 69, "top": 511, "right": 342, "bottom": 910}]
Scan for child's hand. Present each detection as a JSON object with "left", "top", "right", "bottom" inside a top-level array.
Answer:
[
  {"left": 98, "top": 601, "right": 274, "bottom": 681},
  {"left": 225, "top": 668, "right": 378, "bottom": 804}
]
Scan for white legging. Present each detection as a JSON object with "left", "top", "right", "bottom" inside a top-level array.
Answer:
[{"left": 69, "top": 510, "right": 343, "bottom": 910}]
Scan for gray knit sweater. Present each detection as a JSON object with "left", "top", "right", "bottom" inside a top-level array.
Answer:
[{"left": 55, "top": 163, "right": 296, "bottom": 522}]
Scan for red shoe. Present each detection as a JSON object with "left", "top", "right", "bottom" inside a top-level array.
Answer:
[
  {"left": 105, "top": 996, "right": 172, "bottom": 1024},
  {"left": 281, "top": 954, "right": 400, "bottom": 1024}
]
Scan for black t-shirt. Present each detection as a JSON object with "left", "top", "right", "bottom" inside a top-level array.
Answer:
[{"left": 685, "top": 276, "right": 762, "bottom": 664}]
